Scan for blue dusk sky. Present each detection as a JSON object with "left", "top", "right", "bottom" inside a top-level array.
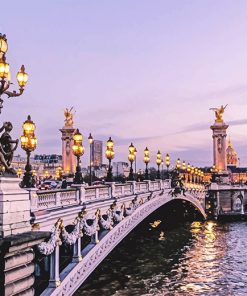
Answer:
[{"left": 1, "top": 0, "right": 247, "bottom": 168}]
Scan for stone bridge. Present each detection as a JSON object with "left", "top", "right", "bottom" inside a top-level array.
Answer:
[
  {"left": 26, "top": 180, "right": 206, "bottom": 296},
  {"left": 0, "top": 178, "right": 206, "bottom": 296}
]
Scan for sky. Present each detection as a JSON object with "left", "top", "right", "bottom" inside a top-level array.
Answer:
[{"left": 1, "top": 0, "right": 247, "bottom": 168}]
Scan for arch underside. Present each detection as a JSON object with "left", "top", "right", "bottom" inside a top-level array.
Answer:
[{"left": 44, "top": 191, "right": 206, "bottom": 296}]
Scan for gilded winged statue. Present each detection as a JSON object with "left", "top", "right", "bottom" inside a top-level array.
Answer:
[
  {"left": 210, "top": 104, "right": 228, "bottom": 123},
  {"left": 64, "top": 107, "right": 75, "bottom": 127}
]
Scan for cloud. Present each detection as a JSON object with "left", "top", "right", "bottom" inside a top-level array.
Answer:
[{"left": 177, "top": 118, "right": 247, "bottom": 134}]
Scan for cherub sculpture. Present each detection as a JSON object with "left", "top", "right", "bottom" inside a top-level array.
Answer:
[
  {"left": 64, "top": 107, "right": 75, "bottom": 127},
  {"left": 210, "top": 104, "right": 228, "bottom": 123},
  {"left": 0, "top": 122, "right": 18, "bottom": 174}
]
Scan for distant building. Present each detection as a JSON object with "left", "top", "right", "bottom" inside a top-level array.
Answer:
[
  {"left": 92, "top": 140, "right": 103, "bottom": 167},
  {"left": 34, "top": 154, "right": 62, "bottom": 168},
  {"left": 226, "top": 138, "right": 238, "bottom": 167},
  {"left": 112, "top": 162, "right": 129, "bottom": 177}
]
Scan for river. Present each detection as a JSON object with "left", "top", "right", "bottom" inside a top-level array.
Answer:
[{"left": 75, "top": 219, "right": 247, "bottom": 296}]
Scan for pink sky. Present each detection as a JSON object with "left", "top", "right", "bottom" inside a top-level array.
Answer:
[{"left": 1, "top": 0, "right": 247, "bottom": 168}]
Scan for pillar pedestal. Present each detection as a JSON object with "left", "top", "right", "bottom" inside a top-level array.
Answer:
[
  {"left": 60, "top": 126, "right": 76, "bottom": 175},
  {"left": 210, "top": 121, "right": 229, "bottom": 172},
  {"left": 0, "top": 177, "right": 31, "bottom": 238}
]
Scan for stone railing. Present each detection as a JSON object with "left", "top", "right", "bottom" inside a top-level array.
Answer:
[
  {"left": 85, "top": 185, "right": 111, "bottom": 201},
  {"left": 114, "top": 183, "right": 133, "bottom": 197},
  {"left": 29, "top": 180, "right": 172, "bottom": 213},
  {"left": 30, "top": 188, "right": 79, "bottom": 212},
  {"left": 135, "top": 181, "right": 149, "bottom": 192}
]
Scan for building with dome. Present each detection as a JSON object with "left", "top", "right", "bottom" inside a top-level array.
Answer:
[{"left": 226, "top": 138, "right": 238, "bottom": 167}]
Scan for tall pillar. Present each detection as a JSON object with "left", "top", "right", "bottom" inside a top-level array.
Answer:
[
  {"left": 210, "top": 105, "right": 229, "bottom": 172},
  {"left": 60, "top": 108, "right": 76, "bottom": 175}
]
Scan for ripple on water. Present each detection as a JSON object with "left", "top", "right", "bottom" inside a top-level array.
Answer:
[{"left": 75, "top": 221, "right": 247, "bottom": 296}]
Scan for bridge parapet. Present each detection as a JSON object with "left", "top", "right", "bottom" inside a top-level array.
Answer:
[
  {"left": 30, "top": 188, "right": 80, "bottom": 212},
  {"left": 30, "top": 180, "right": 171, "bottom": 216}
]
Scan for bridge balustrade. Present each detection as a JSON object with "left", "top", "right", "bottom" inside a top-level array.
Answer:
[
  {"left": 30, "top": 188, "right": 79, "bottom": 211},
  {"left": 138, "top": 181, "right": 149, "bottom": 192},
  {"left": 85, "top": 185, "right": 111, "bottom": 201},
  {"left": 114, "top": 183, "right": 133, "bottom": 197}
]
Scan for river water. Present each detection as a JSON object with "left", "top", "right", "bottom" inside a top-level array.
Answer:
[{"left": 75, "top": 220, "right": 247, "bottom": 296}]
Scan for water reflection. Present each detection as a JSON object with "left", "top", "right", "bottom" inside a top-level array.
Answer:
[{"left": 75, "top": 221, "right": 247, "bottom": 296}]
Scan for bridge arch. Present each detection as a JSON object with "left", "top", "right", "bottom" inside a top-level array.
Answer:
[{"left": 44, "top": 191, "right": 206, "bottom": 296}]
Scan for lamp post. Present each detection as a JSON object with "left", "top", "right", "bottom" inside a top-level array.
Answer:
[
  {"left": 128, "top": 143, "right": 135, "bottom": 181},
  {"left": 134, "top": 147, "right": 137, "bottom": 179},
  {"left": 88, "top": 133, "right": 93, "bottom": 185},
  {"left": 0, "top": 33, "right": 28, "bottom": 112},
  {"left": 161, "top": 159, "right": 164, "bottom": 180},
  {"left": 156, "top": 150, "right": 162, "bottom": 179},
  {"left": 105, "top": 137, "right": 115, "bottom": 182},
  {"left": 44, "top": 170, "right": 49, "bottom": 180},
  {"left": 182, "top": 160, "right": 186, "bottom": 181},
  {"left": 191, "top": 165, "right": 194, "bottom": 183},
  {"left": 72, "top": 129, "right": 85, "bottom": 184},
  {"left": 165, "top": 153, "right": 170, "bottom": 172},
  {"left": 17, "top": 168, "right": 22, "bottom": 178},
  {"left": 194, "top": 167, "right": 198, "bottom": 183},
  {"left": 143, "top": 147, "right": 150, "bottom": 180},
  {"left": 187, "top": 163, "right": 191, "bottom": 182},
  {"left": 165, "top": 153, "right": 170, "bottom": 179},
  {"left": 55, "top": 166, "right": 62, "bottom": 180},
  {"left": 176, "top": 158, "right": 181, "bottom": 172},
  {"left": 20, "top": 115, "right": 37, "bottom": 188}
]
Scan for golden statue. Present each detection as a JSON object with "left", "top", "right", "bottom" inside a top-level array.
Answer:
[
  {"left": 64, "top": 107, "right": 75, "bottom": 127},
  {"left": 210, "top": 104, "right": 228, "bottom": 123}
]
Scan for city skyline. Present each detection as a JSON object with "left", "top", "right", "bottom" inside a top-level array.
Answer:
[{"left": 1, "top": 1, "right": 247, "bottom": 167}]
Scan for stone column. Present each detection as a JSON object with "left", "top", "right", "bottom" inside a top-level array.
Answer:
[
  {"left": 210, "top": 121, "right": 229, "bottom": 172},
  {"left": 60, "top": 126, "right": 76, "bottom": 175}
]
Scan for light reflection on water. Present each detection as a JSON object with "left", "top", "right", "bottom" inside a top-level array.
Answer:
[{"left": 75, "top": 221, "right": 247, "bottom": 296}]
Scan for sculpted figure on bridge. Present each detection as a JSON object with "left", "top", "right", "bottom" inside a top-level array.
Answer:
[
  {"left": 0, "top": 122, "right": 18, "bottom": 174},
  {"left": 64, "top": 107, "right": 75, "bottom": 127},
  {"left": 210, "top": 104, "right": 228, "bottom": 123}
]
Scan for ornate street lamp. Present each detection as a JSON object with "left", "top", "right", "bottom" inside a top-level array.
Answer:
[
  {"left": 72, "top": 129, "right": 85, "bottom": 184},
  {"left": 128, "top": 143, "right": 135, "bottom": 180},
  {"left": 44, "top": 170, "right": 49, "bottom": 179},
  {"left": 201, "top": 171, "right": 204, "bottom": 184},
  {"left": 105, "top": 137, "right": 115, "bottom": 182},
  {"left": 165, "top": 153, "right": 170, "bottom": 171},
  {"left": 0, "top": 33, "right": 28, "bottom": 112},
  {"left": 191, "top": 165, "right": 194, "bottom": 182},
  {"left": 20, "top": 115, "right": 37, "bottom": 188},
  {"left": 17, "top": 167, "right": 22, "bottom": 178},
  {"left": 156, "top": 150, "right": 162, "bottom": 179},
  {"left": 128, "top": 143, "right": 135, "bottom": 181},
  {"left": 187, "top": 163, "right": 191, "bottom": 182},
  {"left": 55, "top": 166, "right": 62, "bottom": 180},
  {"left": 88, "top": 133, "right": 93, "bottom": 185},
  {"left": 161, "top": 159, "right": 164, "bottom": 180},
  {"left": 143, "top": 147, "right": 150, "bottom": 180},
  {"left": 194, "top": 167, "right": 198, "bottom": 183},
  {"left": 176, "top": 158, "right": 181, "bottom": 171},
  {"left": 134, "top": 147, "right": 137, "bottom": 178}
]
